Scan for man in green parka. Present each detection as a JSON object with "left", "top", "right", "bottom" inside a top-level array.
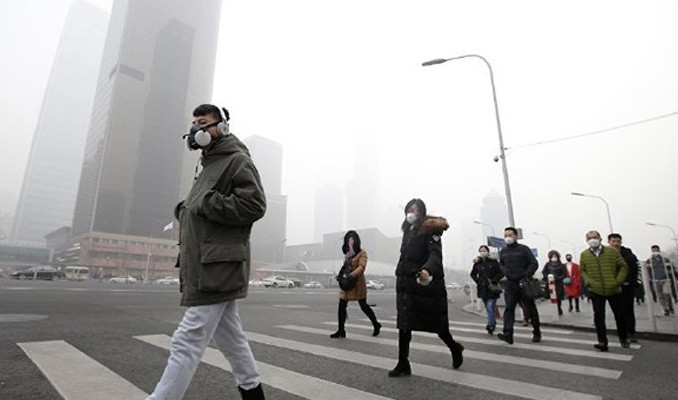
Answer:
[
  {"left": 147, "top": 104, "right": 267, "bottom": 400},
  {"left": 579, "top": 230, "right": 629, "bottom": 352}
]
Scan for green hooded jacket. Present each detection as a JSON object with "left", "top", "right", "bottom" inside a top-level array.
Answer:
[
  {"left": 579, "top": 246, "right": 628, "bottom": 296},
  {"left": 174, "top": 134, "right": 266, "bottom": 306}
]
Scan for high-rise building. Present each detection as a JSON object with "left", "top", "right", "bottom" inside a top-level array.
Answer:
[
  {"left": 243, "top": 135, "right": 287, "bottom": 263},
  {"left": 479, "top": 191, "right": 509, "bottom": 240},
  {"left": 68, "top": 0, "right": 223, "bottom": 275},
  {"left": 11, "top": 2, "right": 108, "bottom": 243},
  {"left": 314, "top": 184, "right": 344, "bottom": 242}
]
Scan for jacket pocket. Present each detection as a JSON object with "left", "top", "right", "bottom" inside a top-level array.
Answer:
[{"left": 198, "top": 243, "right": 247, "bottom": 293}]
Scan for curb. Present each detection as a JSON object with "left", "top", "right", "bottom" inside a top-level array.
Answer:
[{"left": 461, "top": 303, "right": 678, "bottom": 342}]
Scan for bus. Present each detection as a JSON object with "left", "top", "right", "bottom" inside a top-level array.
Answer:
[{"left": 65, "top": 266, "right": 90, "bottom": 281}]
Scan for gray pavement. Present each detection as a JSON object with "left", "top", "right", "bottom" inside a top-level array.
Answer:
[
  {"left": 2, "top": 278, "right": 678, "bottom": 400},
  {"left": 463, "top": 295, "right": 678, "bottom": 341}
]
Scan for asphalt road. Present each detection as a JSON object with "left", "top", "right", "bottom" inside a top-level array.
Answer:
[{"left": 2, "top": 278, "right": 678, "bottom": 400}]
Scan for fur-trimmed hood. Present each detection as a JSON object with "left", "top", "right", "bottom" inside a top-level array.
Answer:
[{"left": 420, "top": 216, "right": 449, "bottom": 235}]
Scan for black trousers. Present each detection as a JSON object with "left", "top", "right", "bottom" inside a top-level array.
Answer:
[
  {"left": 503, "top": 280, "right": 541, "bottom": 335},
  {"left": 590, "top": 292, "right": 627, "bottom": 344},
  {"left": 398, "top": 328, "right": 456, "bottom": 361},
  {"left": 337, "top": 298, "right": 378, "bottom": 331},
  {"left": 620, "top": 286, "right": 636, "bottom": 336}
]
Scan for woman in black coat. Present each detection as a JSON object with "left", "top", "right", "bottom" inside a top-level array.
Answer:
[
  {"left": 389, "top": 198, "right": 464, "bottom": 377},
  {"left": 470, "top": 245, "right": 504, "bottom": 334},
  {"left": 542, "top": 250, "right": 566, "bottom": 315}
]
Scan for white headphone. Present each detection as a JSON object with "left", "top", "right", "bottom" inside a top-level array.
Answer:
[{"left": 190, "top": 107, "right": 230, "bottom": 148}]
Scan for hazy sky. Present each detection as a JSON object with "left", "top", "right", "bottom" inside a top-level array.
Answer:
[{"left": 2, "top": 0, "right": 677, "bottom": 268}]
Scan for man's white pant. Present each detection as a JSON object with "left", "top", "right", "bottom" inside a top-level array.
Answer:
[{"left": 147, "top": 300, "right": 260, "bottom": 400}]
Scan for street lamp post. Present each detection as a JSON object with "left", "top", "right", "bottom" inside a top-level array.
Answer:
[
  {"left": 646, "top": 222, "right": 678, "bottom": 242},
  {"left": 423, "top": 54, "right": 515, "bottom": 228},
  {"left": 571, "top": 192, "right": 614, "bottom": 233},
  {"left": 533, "top": 231, "right": 552, "bottom": 249}
]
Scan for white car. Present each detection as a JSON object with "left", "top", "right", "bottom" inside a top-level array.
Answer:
[
  {"left": 303, "top": 281, "right": 324, "bottom": 289},
  {"left": 366, "top": 280, "right": 385, "bottom": 290},
  {"left": 109, "top": 275, "right": 138, "bottom": 284},
  {"left": 262, "top": 276, "right": 295, "bottom": 288},
  {"left": 249, "top": 279, "right": 266, "bottom": 287},
  {"left": 446, "top": 282, "right": 462, "bottom": 290},
  {"left": 155, "top": 276, "right": 179, "bottom": 285}
]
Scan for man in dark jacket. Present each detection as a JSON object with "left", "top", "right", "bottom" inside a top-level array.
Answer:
[
  {"left": 608, "top": 233, "right": 640, "bottom": 342},
  {"left": 147, "top": 105, "right": 267, "bottom": 400},
  {"left": 497, "top": 227, "right": 541, "bottom": 344}
]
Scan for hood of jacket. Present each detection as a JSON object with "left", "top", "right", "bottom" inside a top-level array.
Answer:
[
  {"left": 420, "top": 216, "right": 449, "bottom": 235},
  {"left": 202, "top": 134, "right": 250, "bottom": 164}
]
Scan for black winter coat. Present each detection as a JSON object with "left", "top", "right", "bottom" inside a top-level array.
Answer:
[
  {"left": 470, "top": 257, "right": 503, "bottom": 299},
  {"left": 542, "top": 262, "right": 566, "bottom": 300},
  {"left": 499, "top": 243, "right": 538, "bottom": 281},
  {"left": 619, "top": 246, "right": 639, "bottom": 288},
  {"left": 395, "top": 216, "right": 449, "bottom": 333}
]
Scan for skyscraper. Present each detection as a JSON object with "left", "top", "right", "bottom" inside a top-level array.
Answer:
[
  {"left": 345, "top": 140, "right": 380, "bottom": 230},
  {"left": 72, "top": 0, "right": 223, "bottom": 238},
  {"left": 314, "top": 184, "right": 344, "bottom": 242},
  {"left": 243, "top": 135, "right": 287, "bottom": 263},
  {"left": 11, "top": 2, "right": 108, "bottom": 243},
  {"left": 479, "top": 191, "right": 509, "bottom": 239}
]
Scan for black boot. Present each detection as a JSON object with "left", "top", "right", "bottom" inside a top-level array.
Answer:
[
  {"left": 373, "top": 322, "right": 382, "bottom": 337},
  {"left": 497, "top": 331, "right": 514, "bottom": 344},
  {"left": 388, "top": 360, "right": 411, "bottom": 377},
  {"left": 329, "top": 330, "right": 346, "bottom": 338},
  {"left": 331, "top": 300, "right": 347, "bottom": 338},
  {"left": 451, "top": 342, "right": 464, "bottom": 369},
  {"left": 238, "top": 383, "right": 265, "bottom": 400}
]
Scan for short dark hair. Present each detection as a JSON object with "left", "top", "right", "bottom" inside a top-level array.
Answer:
[
  {"left": 608, "top": 233, "right": 622, "bottom": 240},
  {"left": 478, "top": 245, "right": 490, "bottom": 252},
  {"left": 193, "top": 104, "right": 229, "bottom": 122},
  {"left": 504, "top": 227, "right": 518, "bottom": 235},
  {"left": 651, "top": 245, "right": 660, "bottom": 251}
]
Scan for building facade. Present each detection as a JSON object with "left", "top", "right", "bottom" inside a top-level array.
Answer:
[{"left": 12, "top": 2, "right": 108, "bottom": 242}]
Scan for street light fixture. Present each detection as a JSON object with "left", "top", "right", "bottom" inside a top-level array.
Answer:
[
  {"left": 473, "top": 220, "right": 496, "bottom": 237},
  {"left": 646, "top": 222, "right": 678, "bottom": 242},
  {"left": 423, "top": 54, "right": 515, "bottom": 228},
  {"left": 571, "top": 192, "right": 614, "bottom": 233},
  {"left": 532, "top": 231, "right": 552, "bottom": 249}
]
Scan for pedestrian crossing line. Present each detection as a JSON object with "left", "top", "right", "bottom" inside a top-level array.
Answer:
[
  {"left": 242, "top": 331, "right": 602, "bottom": 400},
  {"left": 18, "top": 340, "right": 147, "bottom": 400},
  {"left": 325, "top": 323, "right": 633, "bottom": 361},
  {"left": 362, "top": 319, "right": 641, "bottom": 350},
  {"left": 279, "top": 325, "right": 622, "bottom": 380},
  {"left": 134, "top": 335, "right": 394, "bottom": 400}
]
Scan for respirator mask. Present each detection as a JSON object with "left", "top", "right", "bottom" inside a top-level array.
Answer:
[{"left": 182, "top": 107, "right": 230, "bottom": 150}]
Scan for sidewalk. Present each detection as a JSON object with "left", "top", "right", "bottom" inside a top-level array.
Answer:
[{"left": 462, "top": 297, "right": 678, "bottom": 342}]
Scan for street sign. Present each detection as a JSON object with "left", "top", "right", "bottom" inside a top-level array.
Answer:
[{"left": 487, "top": 236, "right": 507, "bottom": 249}]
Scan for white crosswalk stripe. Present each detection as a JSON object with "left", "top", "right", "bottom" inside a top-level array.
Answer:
[
  {"left": 279, "top": 325, "right": 623, "bottom": 379},
  {"left": 18, "top": 340, "right": 148, "bottom": 400},
  {"left": 243, "top": 331, "right": 602, "bottom": 400},
  {"left": 361, "top": 319, "right": 641, "bottom": 349},
  {"left": 329, "top": 322, "right": 633, "bottom": 361},
  {"left": 135, "top": 334, "right": 394, "bottom": 400}
]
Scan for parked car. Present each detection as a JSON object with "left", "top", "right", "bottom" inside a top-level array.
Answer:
[
  {"left": 10, "top": 267, "right": 64, "bottom": 281},
  {"left": 109, "top": 275, "right": 138, "bottom": 284},
  {"left": 446, "top": 282, "right": 462, "bottom": 290},
  {"left": 155, "top": 276, "right": 179, "bottom": 285},
  {"left": 288, "top": 278, "right": 303, "bottom": 288},
  {"left": 248, "top": 279, "right": 266, "bottom": 287},
  {"left": 262, "top": 276, "right": 295, "bottom": 288},
  {"left": 366, "top": 280, "right": 385, "bottom": 290},
  {"left": 303, "top": 281, "right": 324, "bottom": 289}
]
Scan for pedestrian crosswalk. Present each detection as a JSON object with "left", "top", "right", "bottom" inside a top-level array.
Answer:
[{"left": 16, "top": 317, "right": 641, "bottom": 400}]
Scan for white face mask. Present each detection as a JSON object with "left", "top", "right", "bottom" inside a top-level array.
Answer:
[
  {"left": 479, "top": 251, "right": 489, "bottom": 258},
  {"left": 588, "top": 238, "right": 601, "bottom": 248},
  {"left": 551, "top": 257, "right": 558, "bottom": 263},
  {"left": 652, "top": 251, "right": 661, "bottom": 256},
  {"left": 406, "top": 212, "right": 418, "bottom": 224},
  {"left": 504, "top": 237, "right": 515, "bottom": 245}
]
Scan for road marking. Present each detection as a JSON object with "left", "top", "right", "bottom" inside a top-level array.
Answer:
[
  {"left": 135, "top": 335, "right": 394, "bottom": 400},
  {"left": 278, "top": 325, "right": 622, "bottom": 379},
  {"left": 326, "top": 323, "right": 633, "bottom": 361},
  {"left": 363, "top": 319, "right": 640, "bottom": 349},
  {"left": 242, "top": 332, "right": 602, "bottom": 400},
  {"left": 18, "top": 340, "right": 147, "bottom": 400},
  {"left": 273, "top": 304, "right": 310, "bottom": 309}
]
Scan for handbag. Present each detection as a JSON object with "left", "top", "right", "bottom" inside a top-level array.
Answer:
[
  {"left": 336, "top": 258, "right": 357, "bottom": 291},
  {"left": 520, "top": 278, "right": 546, "bottom": 299},
  {"left": 487, "top": 281, "right": 503, "bottom": 295}
]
